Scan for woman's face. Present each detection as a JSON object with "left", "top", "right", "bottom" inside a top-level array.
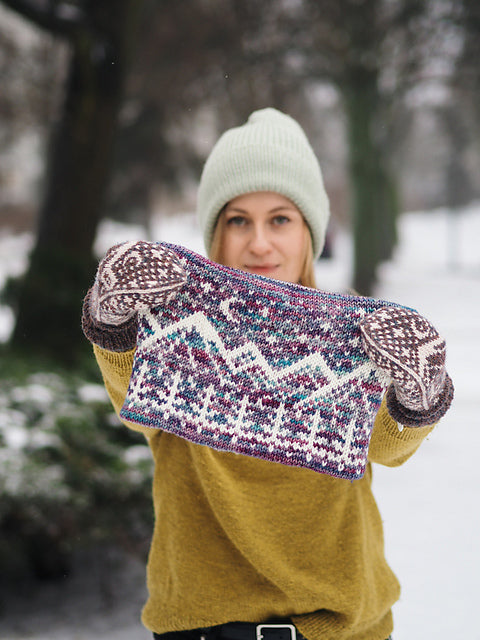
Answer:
[{"left": 218, "top": 191, "right": 309, "bottom": 284}]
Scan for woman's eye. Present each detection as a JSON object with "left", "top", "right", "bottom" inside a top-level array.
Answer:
[
  {"left": 226, "top": 215, "right": 246, "bottom": 227},
  {"left": 272, "top": 215, "right": 290, "bottom": 226}
]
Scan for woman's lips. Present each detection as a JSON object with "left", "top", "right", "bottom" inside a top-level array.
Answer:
[{"left": 245, "top": 264, "right": 278, "bottom": 275}]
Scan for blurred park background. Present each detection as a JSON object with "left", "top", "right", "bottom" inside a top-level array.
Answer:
[{"left": 0, "top": 0, "right": 479, "bottom": 633}]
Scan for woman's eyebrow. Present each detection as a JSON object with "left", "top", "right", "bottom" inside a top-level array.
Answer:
[
  {"left": 269, "top": 206, "right": 297, "bottom": 213},
  {"left": 225, "top": 206, "right": 249, "bottom": 214},
  {"left": 224, "top": 205, "right": 296, "bottom": 214}
]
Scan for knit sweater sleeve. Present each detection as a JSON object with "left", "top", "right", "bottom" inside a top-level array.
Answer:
[
  {"left": 92, "top": 344, "right": 156, "bottom": 438},
  {"left": 368, "top": 395, "right": 435, "bottom": 467}
]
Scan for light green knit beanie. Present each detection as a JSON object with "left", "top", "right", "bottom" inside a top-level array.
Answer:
[{"left": 197, "top": 107, "right": 330, "bottom": 258}]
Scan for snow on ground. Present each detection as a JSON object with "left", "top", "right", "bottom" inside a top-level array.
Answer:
[
  {"left": 0, "top": 232, "right": 32, "bottom": 343},
  {"left": 1, "top": 203, "right": 479, "bottom": 639},
  {"left": 371, "top": 205, "right": 480, "bottom": 640}
]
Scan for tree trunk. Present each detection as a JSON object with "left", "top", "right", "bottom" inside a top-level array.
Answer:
[
  {"left": 342, "top": 68, "right": 398, "bottom": 295},
  {"left": 10, "top": 0, "right": 144, "bottom": 362}
]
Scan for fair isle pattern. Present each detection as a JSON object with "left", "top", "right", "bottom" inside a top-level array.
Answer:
[
  {"left": 120, "top": 243, "right": 404, "bottom": 480},
  {"left": 360, "top": 306, "right": 447, "bottom": 411},
  {"left": 91, "top": 241, "right": 187, "bottom": 326}
]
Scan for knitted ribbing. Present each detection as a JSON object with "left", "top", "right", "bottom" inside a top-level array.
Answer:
[
  {"left": 120, "top": 243, "right": 407, "bottom": 480},
  {"left": 82, "top": 287, "right": 139, "bottom": 352}
]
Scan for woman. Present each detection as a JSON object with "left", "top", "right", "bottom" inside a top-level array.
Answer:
[{"left": 82, "top": 108, "right": 453, "bottom": 640}]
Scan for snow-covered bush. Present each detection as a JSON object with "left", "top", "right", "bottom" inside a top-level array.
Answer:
[{"left": 0, "top": 363, "right": 154, "bottom": 581}]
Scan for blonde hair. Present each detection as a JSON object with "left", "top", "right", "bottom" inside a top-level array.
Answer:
[{"left": 208, "top": 209, "right": 317, "bottom": 289}]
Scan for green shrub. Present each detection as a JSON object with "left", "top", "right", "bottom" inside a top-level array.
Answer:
[{"left": 0, "top": 360, "right": 154, "bottom": 582}]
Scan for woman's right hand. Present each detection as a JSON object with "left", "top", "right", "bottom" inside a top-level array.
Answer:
[
  {"left": 82, "top": 241, "right": 186, "bottom": 352},
  {"left": 90, "top": 241, "right": 187, "bottom": 326}
]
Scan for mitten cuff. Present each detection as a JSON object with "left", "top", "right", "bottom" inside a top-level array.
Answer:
[
  {"left": 81, "top": 287, "right": 138, "bottom": 352},
  {"left": 386, "top": 373, "right": 454, "bottom": 427}
]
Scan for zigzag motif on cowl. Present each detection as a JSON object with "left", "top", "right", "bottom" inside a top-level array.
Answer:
[{"left": 120, "top": 243, "right": 407, "bottom": 480}]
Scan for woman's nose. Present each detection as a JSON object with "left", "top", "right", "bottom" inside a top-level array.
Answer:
[{"left": 248, "top": 224, "right": 271, "bottom": 254}]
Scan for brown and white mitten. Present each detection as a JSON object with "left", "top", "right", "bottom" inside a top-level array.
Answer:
[
  {"left": 360, "top": 306, "right": 454, "bottom": 427},
  {"left": 82, "top": 241, "right": 187, "bottom": 352}
]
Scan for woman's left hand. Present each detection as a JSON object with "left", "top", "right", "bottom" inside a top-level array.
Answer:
[{"left": 360, "top": 307, "right": 454, "bottom": 426}]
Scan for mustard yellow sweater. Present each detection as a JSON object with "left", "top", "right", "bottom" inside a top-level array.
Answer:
[{"left": 94, "top": 344, "right": 435, "bottom": 640}]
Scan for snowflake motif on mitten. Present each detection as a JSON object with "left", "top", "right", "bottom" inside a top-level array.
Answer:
[
  {"left": 359, "top": 306, "right": 447, "bottom": 411},
  {"left": 91, "top": 241, "right": 187, "bottom": 326}
]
